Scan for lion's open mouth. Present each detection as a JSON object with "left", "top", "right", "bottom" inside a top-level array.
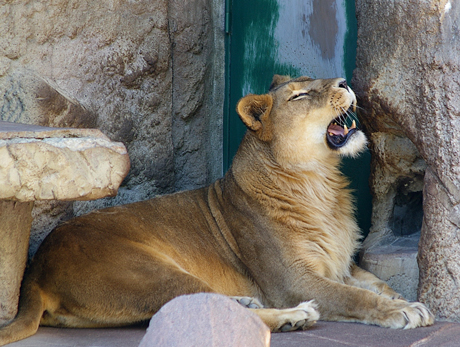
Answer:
[{"left": 326, "top": 114, "right": 358, "bottom": 149}]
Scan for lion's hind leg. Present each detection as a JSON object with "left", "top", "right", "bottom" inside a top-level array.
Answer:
[
  {"left": 33, "top": 254, "right": 217, "bottom": 330},
  {"left": 241, "top": 300, "right": 319, "bottom": 332}
]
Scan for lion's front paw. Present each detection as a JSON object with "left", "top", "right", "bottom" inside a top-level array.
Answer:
[
  {"left": 386, "top": 291, "right": 405, "bottom": 301},
  {"left": 230, "top": 296, "right": 264, "bottom": 309},
  {"left": 374, "top": 283, "right": 405, "bottom": 301},
  {"left": 277, "top": 300, "right": 320, "bottom": 332},
  {"left": 400, "top": 302, "right": 435, "bottom": 329},
  {"left": 380, "top": 300, "right": 434, "bottom": 329}
]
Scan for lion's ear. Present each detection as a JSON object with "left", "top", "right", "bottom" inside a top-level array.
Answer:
[
  {"left": 236, "top": 94, "right": 273, "bottom": 132},
  {"left": 269, "top": 74, "right": 291, "bottom": 90}
]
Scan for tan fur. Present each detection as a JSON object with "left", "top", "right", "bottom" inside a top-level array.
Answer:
[{"left": 0, "top": 75, "right": 433, "bottom": 345}]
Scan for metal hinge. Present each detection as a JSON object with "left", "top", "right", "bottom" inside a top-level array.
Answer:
[{"left": 225, "top": 0, "right": 231, "bottom": 34}]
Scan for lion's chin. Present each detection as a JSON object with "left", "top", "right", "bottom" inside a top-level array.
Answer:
[{"left": 336, "top": 130, "right": 368, "bottom": 158}]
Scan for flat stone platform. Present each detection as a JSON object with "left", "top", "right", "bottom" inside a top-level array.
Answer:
[
  {"left": 7, "top": 321, "right": 460, "bottom": 347},
  {"left": 0, "top": 120, "right": 130, "bottom": 325}
]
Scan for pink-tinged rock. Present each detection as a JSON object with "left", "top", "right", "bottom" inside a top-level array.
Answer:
[{"left": 139, "top": 293, "right": 270, "bottom": 347}]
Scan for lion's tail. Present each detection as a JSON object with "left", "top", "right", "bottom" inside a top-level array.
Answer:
[{"left": 0, "top": 279, "right": 44, "bottom": 346}]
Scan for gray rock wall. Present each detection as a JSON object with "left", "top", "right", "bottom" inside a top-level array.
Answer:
[
  {"left": 0, "top": 1, "right": 225, "bottom": 256},
  {"left": 354, "top": 0, "right": 460, "bottom": 320}
]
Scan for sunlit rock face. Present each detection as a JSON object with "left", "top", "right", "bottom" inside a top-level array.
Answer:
[{"left": 354, "top": 0, "right": 460, "bottom": 320}]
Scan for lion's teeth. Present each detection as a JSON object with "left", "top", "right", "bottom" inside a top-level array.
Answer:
[
  {"left": 351, "top": 120, "right": 356, "bottom": 129},
  {"left": 329, "top": 132, "right": 334, "bottom": 136},
  {"left": 343, "top": 125, "right": 349, "bottom": 136}
]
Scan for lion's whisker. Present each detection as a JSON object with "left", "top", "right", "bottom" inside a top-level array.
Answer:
[{"left": 339, "top": 107, "right": 360, "bottom": 127}]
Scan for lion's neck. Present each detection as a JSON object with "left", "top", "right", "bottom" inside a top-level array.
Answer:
[
  {"left": 230, "top": 132, "right": 347, "bottom": 197},
  {"left": 227, "top": 132, "right": 360, "bottom": 281}
]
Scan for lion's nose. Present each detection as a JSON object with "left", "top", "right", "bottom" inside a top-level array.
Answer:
[{"left": 338, "top": 80, "right": 348, "bottom": 89}]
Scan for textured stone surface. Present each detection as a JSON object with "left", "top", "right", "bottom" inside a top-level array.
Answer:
[
  {"left": 361, "top": 133, "right": 426, "bottom": 251},
  {"left": 353, "top": 0, "right": 460, "bottom": 320},
  {"left": 0, "top": 201, "right": 33, "bottom": 325},
  {"left": 0, "top": 121, "right": 104, "bottom": 140},
  {"left": 0, "top": 70, "right": 97, "bottom": 129},
  {"left": 0, "top": 1, "right": 224, "bottom": 256},
  {"left": 139, "top": 294, "right": 270, "bottom": 347},
  {"left": 360, "top": 233, "right": 420, "bottom": 302},
  {"left": 0, "top": 122, "right": 129, "bottom": 201},
  {"left": 169, "top": 0, "right": 224, "bottom": 192}
]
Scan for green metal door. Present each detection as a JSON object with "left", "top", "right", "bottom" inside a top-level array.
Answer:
[{"left": 224, "top": 0, "right": 372, "bottom": 237}]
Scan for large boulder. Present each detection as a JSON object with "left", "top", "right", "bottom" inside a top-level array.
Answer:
[
  {"left": 354, "top": 0, "right": 460, "bottom": 319},
  {"left": 139, "top": 294, "right": 270, "bottom": 347}
]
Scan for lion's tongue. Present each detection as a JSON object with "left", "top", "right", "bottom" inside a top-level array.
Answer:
[{"left": 327, "top": 123, "right": 344, "bottom": 136}]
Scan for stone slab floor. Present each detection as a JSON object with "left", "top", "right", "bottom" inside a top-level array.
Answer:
[{"left": 7, "top": 321, "right": 460, "bottom": 347}]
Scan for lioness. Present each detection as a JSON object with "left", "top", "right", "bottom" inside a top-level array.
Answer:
[{"left": 0, "top": 75, "right": 434, "bottom": 345}]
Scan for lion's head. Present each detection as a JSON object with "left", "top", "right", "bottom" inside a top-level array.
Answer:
[{"left": 236, "top": 75, "right": 367, "bottom": 170}]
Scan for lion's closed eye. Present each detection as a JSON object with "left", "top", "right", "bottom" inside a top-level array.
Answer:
[{"left": 289, "top": 92, "right": 310, "bottom": 101}]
